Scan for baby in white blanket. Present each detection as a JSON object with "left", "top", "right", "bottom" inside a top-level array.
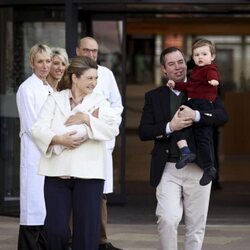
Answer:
[{"left": 53, "top": 105, "right": 115, "bottom": 155}]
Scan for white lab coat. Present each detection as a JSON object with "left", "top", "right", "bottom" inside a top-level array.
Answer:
[
  {"left": 95, "top": 65, "right": 123, "bottom": 193},
  {"left": 16, "top": 74, "right": 53, "bottom": 225}
]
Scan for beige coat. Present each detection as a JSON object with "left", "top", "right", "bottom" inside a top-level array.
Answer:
[{"left": 32, "top": 89, "right": 119, "bottom": 179}]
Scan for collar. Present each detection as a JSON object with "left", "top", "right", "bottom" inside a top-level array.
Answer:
[{"left": 69, "top": 90, "right": 83, "bottom": 109}]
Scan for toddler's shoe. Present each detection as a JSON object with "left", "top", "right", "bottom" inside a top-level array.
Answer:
[
  {"left": 176, "top": 153, "right": 196, "bottom": 169},
  {"left": 200, "top": 167, "right": 217, "bottom": 186}
]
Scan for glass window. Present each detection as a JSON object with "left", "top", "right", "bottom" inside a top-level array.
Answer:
[{"left": 0, "top": 7, "right": 66, "bottom": 213}]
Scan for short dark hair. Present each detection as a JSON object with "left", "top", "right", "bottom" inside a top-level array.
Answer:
[{"left": 160, "top": 47, "right": 185, "bottom": 66}]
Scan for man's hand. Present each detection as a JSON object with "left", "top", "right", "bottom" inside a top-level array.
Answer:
[
  {"left": 178, "top": 105, "right": 196, "bottom": 121},
  {"left": 169, "top": 107, "right": 193, "bottom": 132},
  {"left": 167, "top": 80, "right": 175, "bottom": 89}
]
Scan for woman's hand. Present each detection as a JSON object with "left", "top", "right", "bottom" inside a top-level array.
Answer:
[
  {"left": 65, "top": 112, "right": 90, "bottom": 126},
  {"left": 51, "top": 131, "right": 85, "bottom": 149}
]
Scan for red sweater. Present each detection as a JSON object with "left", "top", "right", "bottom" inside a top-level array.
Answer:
[{"left": 174, "top": 64, "right": 220, "bottom": 102}]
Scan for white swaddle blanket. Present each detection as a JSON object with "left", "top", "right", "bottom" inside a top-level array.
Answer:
[{"left": 53, "top": 105, "right": 115, "bottom": 155}]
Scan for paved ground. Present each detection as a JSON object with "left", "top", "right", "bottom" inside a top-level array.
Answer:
[
  {"left": 2, "top": 218, "right": 250, "bottom": 250},
  {"left": 1, "top": 182, "right": 250, "bottom": 250}
]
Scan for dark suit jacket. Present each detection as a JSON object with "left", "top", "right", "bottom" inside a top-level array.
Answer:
[{"left": 138, "top": 86, "right": 229, "bottom": 187}]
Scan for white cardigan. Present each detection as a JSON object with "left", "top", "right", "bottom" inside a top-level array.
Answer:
[{"left": 32, "top": 89, "right": 120, "bottom": 179}]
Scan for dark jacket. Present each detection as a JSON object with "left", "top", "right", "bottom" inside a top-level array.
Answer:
[{"left": 138, "top": 86, "right": 228, "bottom": 187}]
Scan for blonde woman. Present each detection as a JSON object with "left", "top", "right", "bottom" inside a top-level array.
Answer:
[
  {"left": 47, "top": 47, "right": 69, "bottom": 91},
  {"left": 16, "top": 43, "right": 53, "bottom": 249}
]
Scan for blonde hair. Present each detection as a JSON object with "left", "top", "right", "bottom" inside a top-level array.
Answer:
[
  {"left": 51, "top": 47, "right": 69, "bottom": 66},
  {"left": 29, "top": 43, "right": 52, "bottom": 65},
  {"left": 192, "top": 39, "right": 216, "bottom": 56},
  {"left": 57, "top": 56, "right": 98, "bottom": 91}
]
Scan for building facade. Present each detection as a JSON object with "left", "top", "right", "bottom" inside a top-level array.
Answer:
[{"left": 0, "top": 0, "right": 250, "bottom": 215}]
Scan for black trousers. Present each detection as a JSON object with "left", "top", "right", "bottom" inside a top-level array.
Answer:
[
  {"left": 175, "top": 98, "right": 215, "bottom": 170},
  {"left": 17, "top": 225, "right": 46, "bottom": 250},
  {"left": 44, "top": 177, "right": 104, "bottom": 250}
]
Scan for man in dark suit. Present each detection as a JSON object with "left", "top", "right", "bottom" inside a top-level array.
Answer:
[{"left": 138, "top": 47, "right": 228, "bottom": 250}]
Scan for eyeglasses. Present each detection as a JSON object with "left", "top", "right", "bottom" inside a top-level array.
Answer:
[{"left": 82, "top": 48, "right": 98, "bottom": 54}]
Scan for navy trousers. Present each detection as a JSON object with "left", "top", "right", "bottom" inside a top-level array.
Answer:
[
  {"left": 43, "top": 177, "right": 104, "bottom": 250},
  {"left": 175, "top": 98, "right": 215, "bottom": 170}
]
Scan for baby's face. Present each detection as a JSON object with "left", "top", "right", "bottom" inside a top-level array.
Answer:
[{"left": 192, "top": 45, "right": 215, "bottom": 67}]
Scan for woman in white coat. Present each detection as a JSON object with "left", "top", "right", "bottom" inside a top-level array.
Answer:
[
  {"left": 16, "top": 43, "right": 53, "bottom": 249},
  {"left": 32, "top": 56, "right": 120, "bottom": 250}
]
